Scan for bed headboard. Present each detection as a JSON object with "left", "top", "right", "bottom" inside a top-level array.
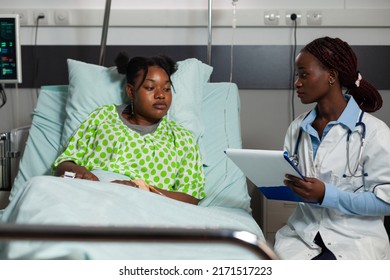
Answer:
[{"left": 10, "top": 59, "right": 251, "bottom": 213}]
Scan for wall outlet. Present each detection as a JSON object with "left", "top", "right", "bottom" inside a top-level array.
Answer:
[
  {"left": 13, "top": 10, "right": 29, "bottom": 25},
  {"left": 307, "top": 10, "right": 322, "bottom": 26},
  {"left": 264, "top": 11, "right": 280, "bottom": 26},
  {"left": 54, "top": 10, "right": 70, "bottom": 25},
  {"left": 33, "top": 11, "right": 49, "bottom": 25},
  {"left": 285, "top": 11, "right": 301, "bottom": 25}
]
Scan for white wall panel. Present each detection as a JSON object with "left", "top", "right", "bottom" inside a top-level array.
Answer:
[
  {"left": 346, "top": 0, "right": 390, "bottom": 9},
  {"left": 0, "top": 0, "right": 346, "bottom": 10},
  {"left": 2, "top": 8, "right": 390, "bottom": 28},
  {"left": 16, "top": 26, "right": 390, "bottom": 46}
]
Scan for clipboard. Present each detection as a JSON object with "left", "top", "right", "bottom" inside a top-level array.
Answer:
[{"left": 225, "top": 148, "right": 306, "bottom": 202}]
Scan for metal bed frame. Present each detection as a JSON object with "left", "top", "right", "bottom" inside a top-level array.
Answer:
[
  {"left": 0, "top": 132, "right": 13, "bottom": 191},
  {"left": 0, "top": 126, "right": 29, "bottom": 191},
  {"left": 0, "top": 224, "right": 278, "bottom": 259}
]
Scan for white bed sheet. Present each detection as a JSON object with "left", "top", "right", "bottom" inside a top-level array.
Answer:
[{"left": 1, "top": 172, "right": 263, "bottom": 259}]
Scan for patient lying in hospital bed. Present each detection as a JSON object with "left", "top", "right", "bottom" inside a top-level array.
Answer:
[{"left": 0, "top": 57, "right": 275, "bottom": 260}]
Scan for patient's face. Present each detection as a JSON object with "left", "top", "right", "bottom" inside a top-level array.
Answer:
[
  {"left": 294, "top": 51, "right": 332, "bottom": 105},
  {"left": 129, "top": 66, "right": 172, "bottom": 125}
]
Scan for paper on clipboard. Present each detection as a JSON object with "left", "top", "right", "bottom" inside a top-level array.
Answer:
[{"left": 225, "top": 148, "right": 306, "bottom": 202}]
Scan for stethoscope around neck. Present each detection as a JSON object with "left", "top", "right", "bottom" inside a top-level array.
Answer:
[{"left": 291, "top": 110, "right": 368, "bottom": 190}]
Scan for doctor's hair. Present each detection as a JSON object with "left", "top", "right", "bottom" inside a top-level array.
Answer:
[
  {"left": 115, "top": 52, "right": 177, "bottom": 90},
  {"left": 302, "top": 37, "right": 382, "bottom": 112}
]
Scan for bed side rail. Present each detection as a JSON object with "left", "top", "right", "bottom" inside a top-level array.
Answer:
[
  {"left": 0, "top": 132, "right": 13, "bottom": 191},
  {"left": 0, "top": 126, "right": 30, "bottom": 191},
  {"left": 0, "top": 223, "right": 278, "bottom": 260}
]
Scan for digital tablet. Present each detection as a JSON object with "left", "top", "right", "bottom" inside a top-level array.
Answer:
[{"left": 225, "top": 148, "right": 306, "bottom": 202}]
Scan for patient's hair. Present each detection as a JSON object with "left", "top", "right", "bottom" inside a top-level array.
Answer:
[
  {"left": 115, "top": 53, "right": 177, "bottom": 90},
  {"left": 302, "top": 36, "right": 382, "bottom": 112}
]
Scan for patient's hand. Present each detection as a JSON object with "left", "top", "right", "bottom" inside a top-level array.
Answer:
[
  {"left": 111, "top": 179, "right": 149, "bottom": 191},
  {"left": 55, "top": 161, "right": 99, "bottom": 181},
  {"left": 111, "top": 179, "right": 199, "bottom": 205},
  {"left": 73, "top": 168, "right": 99, "bottom": 181}
]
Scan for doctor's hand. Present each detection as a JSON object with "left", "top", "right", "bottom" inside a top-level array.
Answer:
[{"left": 284, "top": 174, "right": 325, "bottom": 203}]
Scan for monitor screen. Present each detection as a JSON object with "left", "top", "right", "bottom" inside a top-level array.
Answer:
[{"left": 0, "top": 14, "right": 22, "bottom": 84}]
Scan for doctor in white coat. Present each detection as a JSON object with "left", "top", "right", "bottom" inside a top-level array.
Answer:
[{"left": 274, "top": 37, "right": 390, "bottom": 260}]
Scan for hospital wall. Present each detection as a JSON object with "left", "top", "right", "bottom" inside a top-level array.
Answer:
[{"left": 1, "top": 0, "right": 390, "bottom": 152}]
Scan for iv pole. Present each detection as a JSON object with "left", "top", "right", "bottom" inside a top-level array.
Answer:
[
  {"left": 207, "top": 0, "right": 212, "bottom": 66},
  {"left": 98, "top": 0, "right": 213, "bottom": 66},
  {"left": 99, "top": 0, "right": 112, "bottom": 65}
]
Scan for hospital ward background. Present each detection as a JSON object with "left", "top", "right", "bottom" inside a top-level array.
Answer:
[{"left": 1, "top": 0, "right": 390, "bottom": 278}]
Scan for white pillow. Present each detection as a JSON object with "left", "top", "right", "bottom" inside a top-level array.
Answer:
[
  {"left": 61, "top": 59, "right": 125, "bottom": 146},
  {"left": 61, "top": 58, "right": 212, "bottom": 163},
  {"left": 168, "top": 58, "right": 212, "bottom": 145}
]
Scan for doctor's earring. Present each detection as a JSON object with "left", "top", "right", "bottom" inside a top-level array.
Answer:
[{"left": 328, "top": 79, "right": 335, "bottom": 86}]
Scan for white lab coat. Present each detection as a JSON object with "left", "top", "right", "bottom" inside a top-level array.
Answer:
[{"left": 274, "top": 109, "right": 390, "bottom": 260}]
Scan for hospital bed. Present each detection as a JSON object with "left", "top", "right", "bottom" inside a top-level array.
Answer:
[{"left": 0, "top": 58, "right": 277, "bottom": 259}]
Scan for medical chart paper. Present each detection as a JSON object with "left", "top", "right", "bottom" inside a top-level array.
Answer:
[{"left": 225, "top": 148, "right": 305, "bottom": 202}]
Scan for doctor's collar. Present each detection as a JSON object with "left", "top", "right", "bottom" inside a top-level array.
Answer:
[{"left": 301, "top": 95, "right": 360, "bottom": 133}]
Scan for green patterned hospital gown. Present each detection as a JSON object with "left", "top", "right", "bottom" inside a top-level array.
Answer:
[{"left": 53, "top": 105, "right": 206, "bottom": 199}]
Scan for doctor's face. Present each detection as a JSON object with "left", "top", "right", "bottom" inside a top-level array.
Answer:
[{"left": 294, "top": 51, "right": 332, "bottom": 105}]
